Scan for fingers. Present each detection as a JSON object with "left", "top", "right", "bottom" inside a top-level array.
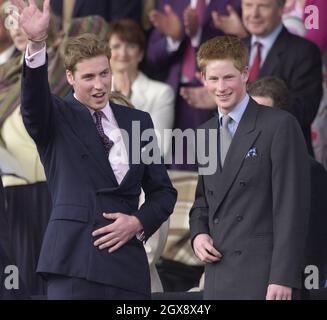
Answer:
[
  {"left": 193, "top": 235, "right": 222, "bottom": 263},
  {"left": 10, "top": 0, "right": 25, "bottom": 13},
  {"left": 266, "top": 285, "right": 292, "bottom": 300},
  {"left": 108, "top": 241, "right": 125, "bottom": 253},
  {"left": 93, "top": 232, "right": 126, "bottom": 253},
  {"left": 164, "top": 4, "right": 173, "bottom": 15},
  {"left": 28, "top": 0, "right": 36, "bottom": 7},
  {"left": 91, "top": 213, "right": 120, "bottom": 236},
  {"left": 195, "top": 246, "right": 221, "bottom": 263},
  {"left": 102, "top": 212, "right": 119, "bottom": 220},
  {"left": 43, "top": 0, "right": 50, "bottom": 13},
  {"left": 93, "top": 232, "right": 117, "bottom": 249},
  {"left": 148, "top": 10, "right": 159, "bottom": 24},
  {"left": 226, "top": 4, "right": 236, "bottom": 14}
]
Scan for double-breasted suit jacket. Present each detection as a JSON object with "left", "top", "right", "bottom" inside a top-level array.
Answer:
[
  {"left": 190, "top": 98, "right": 310, "bottom": 299},
  {"left": 20, "top": 61, "right": 177, "bottom": 296}
]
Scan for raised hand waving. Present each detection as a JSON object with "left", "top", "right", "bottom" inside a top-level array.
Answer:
[{"left": 10, "top": 0, "right": 50, "bottom": 42}]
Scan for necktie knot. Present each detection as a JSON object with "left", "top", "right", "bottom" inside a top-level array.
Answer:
[
  {"left": 255, "top": 41, "right": 262, "bottom": 50},
  {"left": 221, "top": 114, "right": 232, "bottom": 130}
]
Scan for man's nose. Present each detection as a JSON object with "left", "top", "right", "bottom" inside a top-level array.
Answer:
[
  {"left": 217, "top": 79, "right": 227, "bottom": 92},
  {"left": 94, "top": 78, "right": 105, "bottom": 90}
]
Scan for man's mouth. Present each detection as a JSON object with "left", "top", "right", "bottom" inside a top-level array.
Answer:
[
  {"left": 217, "top": 92, "right": 232, "bottom": 99},
  {"left": 92, "top": 93, "right": 106, "bottom": 98}
]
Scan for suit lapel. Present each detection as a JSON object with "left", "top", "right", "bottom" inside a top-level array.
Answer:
[
  {"left": 260, "top": 27, "right": 288, "bottom": 77},
  {"left": 211, "top": 99, "right": 261, "bottom": 215},
  {"left": 200, "top": 114, "right": 221, "bottom": 191},
  {"left": 244, "top": 27, "right": 288, "bottom": 77},
  {"left": 64, "top": 92, "right": 118, "bottom": 185}
]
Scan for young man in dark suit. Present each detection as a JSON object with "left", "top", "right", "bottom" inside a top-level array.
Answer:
[
  {"left": 12, "top": 0, "right": 176, "bottom": 300},
  {"left": 189, "top": 35, "right": 310, "bottom": 300}
]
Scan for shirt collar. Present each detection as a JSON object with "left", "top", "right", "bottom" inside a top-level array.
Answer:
[
  {"left": 251, "top": 23, "right": 283, "bottom": 49},
  {"left": 73, "top": 93, "right": 112, "bottom": 121},
  {"left": 218, "top": 94, "right": 250, "bottom": 125}
]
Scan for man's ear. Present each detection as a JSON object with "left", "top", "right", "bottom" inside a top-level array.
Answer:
[
  {"left": 242, "top": 67, "right": 249, "bottom": 83},
  {"left": 66, "top": 70, "right": 74, "bottom": 86},
  {"left": 201, "top": 71, "right": 207, "bottom": 86}
]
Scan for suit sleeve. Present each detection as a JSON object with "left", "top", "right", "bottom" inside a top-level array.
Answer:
[
  {"left": 284, "top": 42, "right": 322, "bottom": 129},
  {"left": 269, "top": 113, "right": 310, "bottom": 289},
  {"left": 134, "top": 113, "right": 177, "bottom": 241},
  {"left": 20, "top": 60, "right": 55, "bottom": 148},
  {"left": 189, "top": 173, "right": 210, "bottom": 246}
]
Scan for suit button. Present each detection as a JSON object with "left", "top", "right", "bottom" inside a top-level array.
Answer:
[
  {"left": 81, "top": 154, "right": 88, "bottom": 160},
  {"left": 234, "top": 250, "right": 242, "bottom": 255},
  {"left": 214, "top": 218, "right": 220, "bottom": 224},
  {"left": 236, "top": 215, "right": 243, "bottom": 222},
  {"left": 239, "top": 181, "right": 246, "bottom": 187},
  {"left": 208, "top": 190, "right": 213, "bottom": 196}
]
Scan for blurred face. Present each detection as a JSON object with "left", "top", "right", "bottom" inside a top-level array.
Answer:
[
  {"left": 66, "top": 55, "right": 112, "bottom": 110},
  {"left": 109, "top": 34, "right": 143, "bottom": 73},
  {"left": 252, "top": 95, "right": 274, "bottom": 106},
  {"left": 242, "top": 0, "right": 283, "bottom": 37},
  {"left": 202, "top": 59, "right": 248, "bottom": 114},
  {"left": 9, "top": 27, "right": 27, "bottom": 52}
]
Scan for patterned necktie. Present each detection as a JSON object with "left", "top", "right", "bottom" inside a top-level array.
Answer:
[
  {"left": 220, "top": 115, "right": 232, "bottom": 167},
  {"left": 94, "top": 111, "right": 114, "bottom": 158},
  {"left": 248, "top": 41, "right": 262, "bottom": 82},
  {"left": 181, "top": 0, "right": 206, "bottom": 81}
]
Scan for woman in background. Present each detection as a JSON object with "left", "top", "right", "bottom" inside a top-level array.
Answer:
[{"left": 108, "top": 19, "right": 175, "bottom": 158}]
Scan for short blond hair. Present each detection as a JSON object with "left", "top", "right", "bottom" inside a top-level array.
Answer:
[
  {"left": 63, "top": 33, "right": 111, "bottom": 73},
  {"left": 197, "top": 36, "right": 249, "bottom": 73}
]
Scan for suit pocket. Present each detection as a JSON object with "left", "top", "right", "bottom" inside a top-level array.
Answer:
[
  {"left": 50, "top": 204, "right": 89, "bottom": 223},
  {"left": 252, "top": 232, "right": 273, "bottom": 238},
  {"left": 242, "top": 154, "right": 262, "bottom": 167}
]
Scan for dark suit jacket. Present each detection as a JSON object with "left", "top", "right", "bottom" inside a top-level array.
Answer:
[
  {"left": 245, "top": 27, "right": 323, "bottom": 154},
  {"left": 306, "top": 158, "right": 327, "bottom": 289},
  {"left": 146, "top": 0, "right": 241, "bottom": 90},
  {"left": 0, "top": 179, "right": 10, "bottom": 259},
  {"left": 20, "top": 62, "right": 177, "bottom": 296},
  {"left": 190, "top": 98, "right": 310, "bottom": 299},
  {"left": 50, "top": 0, "right": 142, "bottom": 23}
]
